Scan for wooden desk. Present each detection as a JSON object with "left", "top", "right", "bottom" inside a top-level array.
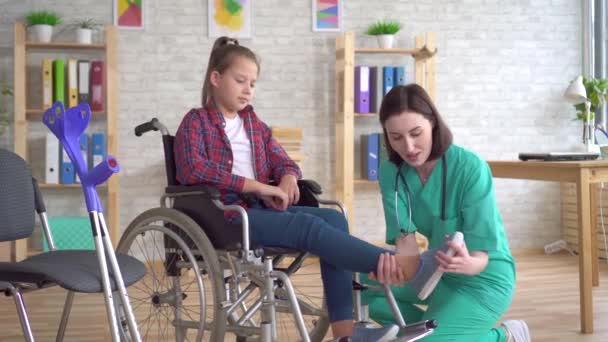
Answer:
[{"left": 488, "top": 160, "right": 608, "bottom": 334}]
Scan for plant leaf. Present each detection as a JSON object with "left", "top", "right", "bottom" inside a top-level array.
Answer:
[{"left": 366, "top": 20, "right": 401, "bottom": 35}]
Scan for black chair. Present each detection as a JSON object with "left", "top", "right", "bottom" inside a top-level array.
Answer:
[{"left": 0, "top": 148, "right": 146, "bottom": 341}]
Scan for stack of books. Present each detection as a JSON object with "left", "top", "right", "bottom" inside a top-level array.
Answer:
[{"left": 271, "top": 127, "right": 305, "bottom": 166}]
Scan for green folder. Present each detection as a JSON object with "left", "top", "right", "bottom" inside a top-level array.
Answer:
[{"left": 53, "top": 59, "right": 65, "bottom": 105}]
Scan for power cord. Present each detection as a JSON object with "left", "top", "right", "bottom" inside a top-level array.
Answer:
[
  {"left": 599, "top": 182, "right": 608, "bottom": 262},
  {"left": 546, "top": 181, "right": 607, "bottom": 258}
]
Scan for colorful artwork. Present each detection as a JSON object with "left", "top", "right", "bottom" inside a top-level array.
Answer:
[
  {"left": 208, "top": 0, "right": 252, "bottom": 38},
  {"left": 312, "top": 0, "right": 342, "bottom": 32},
  {"left": 114, "top": 0, "right": 144, "bottom": 29}
]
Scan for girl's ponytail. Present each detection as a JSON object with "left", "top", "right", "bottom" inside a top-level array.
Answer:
[{"left": 202, "top": 37, "right": 259, "bottom": 106}]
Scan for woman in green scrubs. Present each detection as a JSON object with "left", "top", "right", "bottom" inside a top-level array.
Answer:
[{"left": 361, "top": 84, "right": 530, "bottom": 341}]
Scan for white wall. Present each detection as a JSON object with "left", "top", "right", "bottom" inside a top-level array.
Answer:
[{"left": 0, "top": 0, "right": 583, "bottom": 248}]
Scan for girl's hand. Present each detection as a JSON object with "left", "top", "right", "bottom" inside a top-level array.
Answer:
[
  {"left": 368, "top": 253, "right": 405, "bottom": 286},
  {"left": 256, "top": 183, "right": 289, "bottom": 211},
  {"left": 278, "top": 174, "right": 300, "bottom": 205},
  {"left": 435, "top": 238, "right": 488, "bottom": 276}
]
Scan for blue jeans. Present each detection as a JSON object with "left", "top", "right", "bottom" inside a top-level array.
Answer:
[{"left": 243, "top": 205, "right": 387, "bottom": 322}]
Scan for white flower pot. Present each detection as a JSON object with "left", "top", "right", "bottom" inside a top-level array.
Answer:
[
  {"left": 76, "top": 28, "right": 92, "bottom": 44},
  {"left": 377, "top": 34, "right": 395, "bottom": 49},
  {"left": 31, "top": 24, "right": 53, "bottom": 43}
]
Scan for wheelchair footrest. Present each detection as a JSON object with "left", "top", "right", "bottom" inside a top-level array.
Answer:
[{"left": 390, "top": 319, "right": 438, "bottom": 342}]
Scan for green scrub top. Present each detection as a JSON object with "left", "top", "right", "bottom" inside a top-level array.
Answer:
[{"left": 379, "top": 144, "right": 514, "bottom": 283}]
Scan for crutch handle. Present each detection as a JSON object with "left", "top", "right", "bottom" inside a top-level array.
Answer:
[{"left": 86, "top": 155, "right": 120, "bottom": 186}]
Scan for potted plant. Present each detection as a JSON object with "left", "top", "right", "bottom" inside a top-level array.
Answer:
[
  {"left": 572, "top": 77, "right": 608, "bottom": 122},
  {"left": 566, "top": 76, "right": 608, "bottom": 152},
  {"left": 25, "top": 10, "right": 62, "bottom": 43},
  {"left": 0, "top": 85, "right": 13, "bottom": 138},
  {"left": 366, "top": 19, "right": 402, "bottom": 49},
  {"left": 74, "top": 18, "right": 101, "bottom": 44}
]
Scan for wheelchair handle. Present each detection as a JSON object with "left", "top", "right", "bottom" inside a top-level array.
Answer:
[
  {"left": 134, "top": 118, "right": 169, "bottom": 136},
  {"left": 134, "top": 118, "right": 158, "bottom": 136}
]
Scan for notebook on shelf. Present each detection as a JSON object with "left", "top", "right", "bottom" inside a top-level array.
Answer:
[{"left": 518, "top": 152, "right": 600, "bottom": 161}]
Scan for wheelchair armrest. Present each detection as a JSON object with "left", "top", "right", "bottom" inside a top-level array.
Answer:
[
  {"left": 165, "top": 179, "right": 322, "bottom": 203},
  {"left": 298, "top": 179, "right": 322, "bottom": 195},
  {"left": 165, "top": 184, "right": 220, "bottom": 200},
  {"left": 267, "top": 178, "right": 322, "bottom": 194}
]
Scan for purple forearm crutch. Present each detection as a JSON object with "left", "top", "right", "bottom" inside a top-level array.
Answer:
[
  {"left": 42, "top": 101, "right": 141, "bottom": 342},
  {"left": 43, "top": 102, "right": 119, "bottom": 212}
]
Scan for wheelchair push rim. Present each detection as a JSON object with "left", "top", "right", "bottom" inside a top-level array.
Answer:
[{"left": 116, "top": 208, "right": 226, "bottom": 342}]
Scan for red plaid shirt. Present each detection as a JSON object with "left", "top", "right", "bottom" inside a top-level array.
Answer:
[{"left": 174, "top": 101, "right": 302, "bottom": 218}]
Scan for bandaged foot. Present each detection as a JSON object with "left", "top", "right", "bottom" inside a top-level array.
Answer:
[
  {"left": 395, "top": 233, "right": 421, "bottom": 257},
  {"left": 398, "top": 232, "right": 464, "bottom": 300}
]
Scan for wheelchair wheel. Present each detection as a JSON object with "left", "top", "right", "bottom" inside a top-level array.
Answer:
[{"left": 116, "top": 207, "right": 226, "bottom": 342}]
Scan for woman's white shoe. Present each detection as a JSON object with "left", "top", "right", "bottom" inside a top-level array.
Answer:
[{"left": 501, "top": 320, "right": 531, "bottom": 342}]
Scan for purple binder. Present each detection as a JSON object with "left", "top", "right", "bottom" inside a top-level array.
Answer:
[{"left": 355, "top": 66, "right": 370, "bottom": 113}]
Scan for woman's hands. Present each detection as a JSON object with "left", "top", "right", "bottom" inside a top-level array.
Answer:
[
  {"left": 368, "top": 253, "right": 405, "bottom": 286},
  {"left": 368, "top": 234, "right": 489, "bottom": 286},
  {"left": 435, "top": 238, "right": 488, "bottom": 276}
]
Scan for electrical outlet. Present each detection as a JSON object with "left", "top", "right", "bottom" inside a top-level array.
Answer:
[{"left": 544, "top": 240, "right": 567, "bottom": 254}]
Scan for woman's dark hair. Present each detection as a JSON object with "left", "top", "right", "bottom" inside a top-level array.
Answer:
[
  {"left": 379, "top": 84, "right": 452, "bottom": 164},
  {"left": 201, "top": 36, "right": 260, "bottom": 106}
]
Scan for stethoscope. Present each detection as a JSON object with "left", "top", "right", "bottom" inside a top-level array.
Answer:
[{"left": 395, "top": 154, "right": 447, "bottom": 235}]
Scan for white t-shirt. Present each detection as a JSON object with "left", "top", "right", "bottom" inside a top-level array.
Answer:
[{"left": 224, "top": 115, "right": 255, "bottom": 179}]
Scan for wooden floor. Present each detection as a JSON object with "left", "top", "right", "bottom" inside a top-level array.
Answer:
[
  {"left": 1, "top": 251, "right": 607, "bottom": 341},
  {"left": 501, "top": 252, "right": 608, "bottom": 342}
]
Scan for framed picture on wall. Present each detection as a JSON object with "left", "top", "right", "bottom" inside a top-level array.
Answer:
[
  {"left": 312, "top": 0, "right": 342, "bottom": 32},
  {"left": 208, "top": 0, "right": 253, "bottom": 38},
  {"left": 114, "top": 0, "right": 145, "bottom": 29}
]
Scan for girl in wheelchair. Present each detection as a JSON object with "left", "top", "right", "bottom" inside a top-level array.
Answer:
[{"left": 173, "top": 36, "right": 456, "bottom": 342}]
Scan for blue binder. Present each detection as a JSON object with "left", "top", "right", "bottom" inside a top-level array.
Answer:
[
  {"left": 60, "top": 144, "right": 75, "bottom": 184},
  {"left": 382, "top": 66, "right": 394, "bottom": 96},
  {"left": 75, "top": 134, "right": 89, "bottom": 183},
  {"left": 394, "top": 66, "right": 406, "bottom": 86},
  {"left": 91, "top": 133, "right": 106, "bottom": 167},
  {"left": 361, "top": 134, "right": 379, "bottom": 180}
]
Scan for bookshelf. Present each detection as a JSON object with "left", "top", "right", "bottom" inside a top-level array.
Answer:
[
  {"left": 334, "top": 31, "right": 436, "bottom": 226},
  {"left": 8, "top": 22, "right": 119, "bottom": 262}
]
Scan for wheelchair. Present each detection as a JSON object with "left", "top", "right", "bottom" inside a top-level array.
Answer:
[{"left": 115, "top": 118, "right": 438, "bottom": 342}]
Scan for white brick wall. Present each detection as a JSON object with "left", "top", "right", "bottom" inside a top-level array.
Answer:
[{"left": 0, "top": 1, "right": 583, "bottom": 249}]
